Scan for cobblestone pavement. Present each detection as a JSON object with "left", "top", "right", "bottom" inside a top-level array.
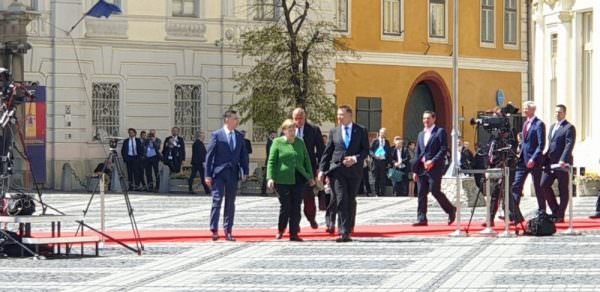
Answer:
[{"left": 2, "top": 192, "right": 600, "bottom": 291}]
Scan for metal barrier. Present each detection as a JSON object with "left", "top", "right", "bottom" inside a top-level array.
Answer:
[
  {"left": 498, "top": 167, "right": 514, "bottom": 238},
  {"left": 561, "top": 165, "right": 580, "bottom": 236}
]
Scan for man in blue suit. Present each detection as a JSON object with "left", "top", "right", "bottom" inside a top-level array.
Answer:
[
  {"left": 512, "top": 101, "right": 546, "bottom": 221},
  {"left": 411, "top": 111, "right": 456, "bottom": 226},
  {"left": 541, "top": 104, "right": 575, "bottom": 223},
  {"left": 205, "top": 110, "right": 249, "bottom": 241}
]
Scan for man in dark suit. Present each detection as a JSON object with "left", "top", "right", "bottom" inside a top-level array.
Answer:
[
  {"left": 240, "top": 130, "right": 253, "bottom": 155},
  {"left": 512, "top": 101, "right": 546, "bottom": 219},
  {"left": 411, "top": 111, "right": 456, "bottom": 226},
  {"left": 460, "top": 141, "right": 474, "bottom": 171},
  {"left": 541, "top": 104, "right": 575, "bottom": 223},
  {"left": 121, "top": 128, "right": 145, "bottom": 191},
  {"left": 319, "top": 105, "right": 369, "bottom": 242},
  {"left": 293, "top": 108, "right": 325, "bottom": 229},
  {"left": 370, "top": 128, "right": 391, "bottom": 196},
  {"left": 162, "top": 127, "right": 186, "bottom": 174},
  {"left": 261, "top": 131, "right": 277, "bottom": 195},
  {"left": 391, "top": 137, "right": 410, "bottom": 196},
  {"left": 205, "top": 110, "right": 249, "bottom": 241},
  {"left": 189, "top": 131, "right": 211, "bottom": 194}
]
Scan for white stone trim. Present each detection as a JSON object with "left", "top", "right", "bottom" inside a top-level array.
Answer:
[
  {"left": 427, "top": 0, "right": 448, "bottom": 44},
  {"left": 339, "top": 51, "right": 528, "bottom": 72},
  {"left": 380, "top": 0, "right": 404, "bottom": 42},
  {"left": 502, "top": 0, "right": 520, "bottom": 50},
  {"left": 480, "top": 0, "right": 497, "bottom": 48},
  {"left": 333, "top": 0, "right": 352, "bottom": 37}
]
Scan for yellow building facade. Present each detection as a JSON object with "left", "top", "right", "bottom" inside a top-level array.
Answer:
[{"left": 335, "top": 0, "right": 529, "bottom": 144}]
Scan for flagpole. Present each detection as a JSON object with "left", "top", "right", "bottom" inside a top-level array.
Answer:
[{"left": 68, "top": 14, "right": 87, "bottom": 35}]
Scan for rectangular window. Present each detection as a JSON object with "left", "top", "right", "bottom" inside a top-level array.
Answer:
[
  {"left": 581, "top": 12, "right": 593, "bottom": 138},
  {"left": 481, "top": 0, "right": 495, "bottom": 43},
  {"left": 174, "top": 84, "right": 202, "bottom": 141},
  {"left": 336, "top": 0, "right": 349, "bottom": 32},
  {"left": 92, "top": 83, "right": 120, "bottom": 139},
  {"left": 383, "top": 0, "right": 402, "bottom": 35},
  {"left": 429, "top": 0, "right": 446, "bottom": 39},
  {"left": 356, "top": 97, "right": 382, "bottom": 133},
  {"left": 255, "top": 0, "right": 277, "bottom": 21},
  {"left": 504, "top": 0, "right": 517, "bottom": 45},
  {"left": 172, "top": 0, "right": 196, "bottom": 17}
]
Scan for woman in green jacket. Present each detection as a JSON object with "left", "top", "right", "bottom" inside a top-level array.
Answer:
[{"left": 267, "top": 119, "right": 315, "bottom": 241}]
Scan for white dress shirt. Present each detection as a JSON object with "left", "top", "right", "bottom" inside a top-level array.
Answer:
[
  {"left": 423, "top": 125, "right": 435, "bottom": 146},
  {"left": 128, "top": 138, "right": 137, "bottom": 156},
  {"left": 223, "top": 126, "right": 235, "bottom": 149}
]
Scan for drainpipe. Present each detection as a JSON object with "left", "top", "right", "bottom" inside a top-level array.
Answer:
[
  {"left": 50, "top": 0, "right": 57, "bottom": 189},
  {"left": 219, "top": 2, "right": 225, "bottom": 113},
  {"left": 527, "top": 0, "right": 533, "bottom": 101}
]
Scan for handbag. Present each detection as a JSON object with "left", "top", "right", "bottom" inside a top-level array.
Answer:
[{"left": 387, "top": 168, "right": 403, "bottom": 183}]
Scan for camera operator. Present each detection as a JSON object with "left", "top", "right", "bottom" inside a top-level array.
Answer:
[
  {"left": 512, "top": 101, "right": 546, "bottom": 220},
  {"left": 143, "top": 129, "right": 161, "bottom": 192},
  {"left": 162, "top": 127, "right": 185, "bottom": 174}
]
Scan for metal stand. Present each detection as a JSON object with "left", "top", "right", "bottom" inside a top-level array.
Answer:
[
  {"left": 479, "top": 169, "right": 500, "bottom": 236},
  {"left": 74, "top": 144, "right": 144, "bottom": 255},
  {"left": 449, "top": 167, "right": 466, "bottom": 237},
  {"left": 498, "top": 167, "right": 515, "bottom": 238},
  {"left": 561, "top": 166, "right": 580, "bottom": 236}
]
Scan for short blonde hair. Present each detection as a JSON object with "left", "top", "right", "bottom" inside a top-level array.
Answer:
[{"left": 280, "top": 119, "right": 295, "bottom": 133}]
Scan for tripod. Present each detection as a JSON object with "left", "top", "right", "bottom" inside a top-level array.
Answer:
[{"left": 74, "top": 139, "right": 144, "bottom": 255}]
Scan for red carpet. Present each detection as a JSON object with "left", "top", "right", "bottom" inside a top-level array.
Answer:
[{"left": 30, "top": 218, "right": 600, "bottom": 244}]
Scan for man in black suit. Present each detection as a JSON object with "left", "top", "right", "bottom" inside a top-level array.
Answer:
[
  {"left": 370, "top": 128, "right": 391, "bottom": 196},
  {"left": 293, "top": 108, "right": 325, "bottom": 229},
  {"left": 121, "top": 128, "right": 145, "bottom": 191},
  {"left": 241, "top": 130, "right": 253, "bottom": 155},
  {"left": 319, "top": 105, "right": 369, "bottom": 242},
  {"left": 391, "top": 137, "right": 410, "bottom": 196},
  {"left": 411, "top": 111, "right": 456, "bottom": 226},
  {"left": 541, "top": 104, "right": 575, "bottom": 223},
  {"left": 163, "top": 127, "right": 186, "bottom": 174},
  {"left": 189, "top": 131, "right": 211, "bottom": 194},
  {"left": 261, "top": 131, "right": 277, "bottom": 195}
]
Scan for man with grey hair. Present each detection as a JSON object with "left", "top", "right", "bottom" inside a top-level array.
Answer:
[{"left": 511, "top": 101, "right": 545, "bottom": 222}]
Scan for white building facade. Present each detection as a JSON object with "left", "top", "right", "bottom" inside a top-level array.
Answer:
[
  {"left": 0, "top": 0, "right": 336, "bottom": 189},
  {"left": 532, "top": 0, "right": 598, "bottom": 172}
]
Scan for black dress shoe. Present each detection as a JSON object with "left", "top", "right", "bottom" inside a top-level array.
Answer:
[
  {"left": 448, "top": 208, "right": 457, "bottom": 225},
  {"left": 336, "top": 235, "right": 352, "bottom": 242},
  {"left": 309, "top": 220, "right": 318, "bottom": 229},
  {"left": 290, "top": 235, "right": 303, "bottom": 242},
  {"left": 225, "top": 233, "right": 236, "bottom": 241},
  {"left": 590, "top": 214, "right": 600, "bottom": 219},
  {"left": 412, "top": 220, "right": 428, "bottom": 226},
  {"left": 481, "top": 222, "right": 495, "bottom": 227},
  {"left": 275, "top": 233, "right": 283, "bottom": 240},
  {"left": 211, "top": 231, "right": 219, "bottom": 241},
  {"left": 326, "top": 227, "right": 335, "bottom": 234},
  {"left": 553, "top": 217, "right": 565, "bottom": 223}
]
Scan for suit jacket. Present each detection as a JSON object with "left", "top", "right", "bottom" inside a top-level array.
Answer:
[
  {"left": 205, "top": 128, "right": 249, "bottom": 178},
  {"left": 244, "top": 138, "right": 253, "bottom": 154},
  {"left": 162, "top": 136, "right": 186, "bottom": 161},
  {"left": 370, "top": 138, "right": 392, "bottom": 164},
  {"left": 121, "top": 137, "right": 144, "bottom": 161},
  {"left": 319, "top": 123, "right": 369, "bottom": 178},
  {"left": 299, "top": 122, "right": 325, "bottom": 175},
  {"left": 412, "top": 126, "right": 448, "bottom": 178},
  {"left": 191, "top": 139, "right": 208, "bottom": 166},
  {"left": 391, "top": 146, "right": 410, "bottom": 170},
  {"left": 544, "top": 120, "right": 576, "bottom": 166},
  {"left": 520, "top": 117, "right": 546, "bottom": 166}
]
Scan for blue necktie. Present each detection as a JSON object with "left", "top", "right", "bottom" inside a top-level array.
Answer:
[
  {"left": 228, "top": 132, "right": 235, "bottom": 151},
  {"left": 343, "top": 126, "right": 350, "bottom": 148}
]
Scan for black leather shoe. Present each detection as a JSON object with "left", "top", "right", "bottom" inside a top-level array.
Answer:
[
  {"left": 553, "top": 217, "right": 565, "bottom": 223},
  {"left": 309, "top": 220, "right": 318, "bottom": 229},
  {"left": 590, "top": 213, "right": 600, "bottom": 219},
  {"left": 290, "top": 235, "right": 304, "bottom": 242},
  {"left": 275, "top": 233, "right": 283, "bottom": 240},
  {"left": 225, "top": 233, "right": 236, "bottom": 241},
  {"left": 448, "top": 208, "right": 457, "bottom": 225},
  {"left": 481, "top": 222, "right": 495, "bottom": 227},
  {"left": 326, "top": 227, "right": 335, "bottom": 234},
  {"left": 336, "top": 235, "right": 352, "bottom": 242},
  {"left": 211, "top": 231, "right": 219, "bottom": 241},
  {"left": 412, "top": 220, "right": 428, "bottom": 227}
]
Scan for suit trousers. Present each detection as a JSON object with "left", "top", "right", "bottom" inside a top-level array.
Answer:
[
  {"left": 125, "top": 156, "right": 143, "bottom": 188},
  {"left": 209, "top": 168, "right": 239, "bottom": 233},
  {"left": 144, "top": 156, "right": 160, "bottom": 188},
  {"left": 189, "top": 163, "right": 211, "bottom": 193},
  {"left": 417, "top": 172, "right": 454, "bottom": 221},
  {"left": 541, "top": 169, "right": 570, "bottom": 218},
  {"left": 358, "top": 167, "right": 372, "bottom": 194},
  {"left": 329, "top": 170, "right": 360, "bottom": 236},
  {"left": 325, "top": 192, "right": 337, "bottom": 229},
  {"left": 276, "top": 183, "right": 304, "bottom": 235},
  {"left": 512, "top": 164, "right": 543, "bottom": 212},
  {"left": 302, "top": 185, "right": 317, "bottom": 223},
  {"left": 373, "top": 159, "right": 388, "bottom": 195}
]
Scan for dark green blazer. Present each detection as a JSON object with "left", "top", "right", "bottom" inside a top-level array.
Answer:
[{"left": 267, "top": 136, "right": 314, "bottom": 185}]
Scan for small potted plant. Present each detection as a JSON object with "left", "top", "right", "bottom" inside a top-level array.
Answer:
[{"left": 576, "top": 172, "right": 600, "bottom": 196}]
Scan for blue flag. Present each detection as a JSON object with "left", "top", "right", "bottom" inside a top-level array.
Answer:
[{"left": 86, "top": 0, "right": 122, "bottom": 18}]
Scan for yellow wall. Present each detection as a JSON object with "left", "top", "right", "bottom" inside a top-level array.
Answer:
[
  {"left": 335, "top": 63, "right": 523, "bottom": 144},
  {"left": 342, "top": 0, "right": 522, "bottom": 60}
]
